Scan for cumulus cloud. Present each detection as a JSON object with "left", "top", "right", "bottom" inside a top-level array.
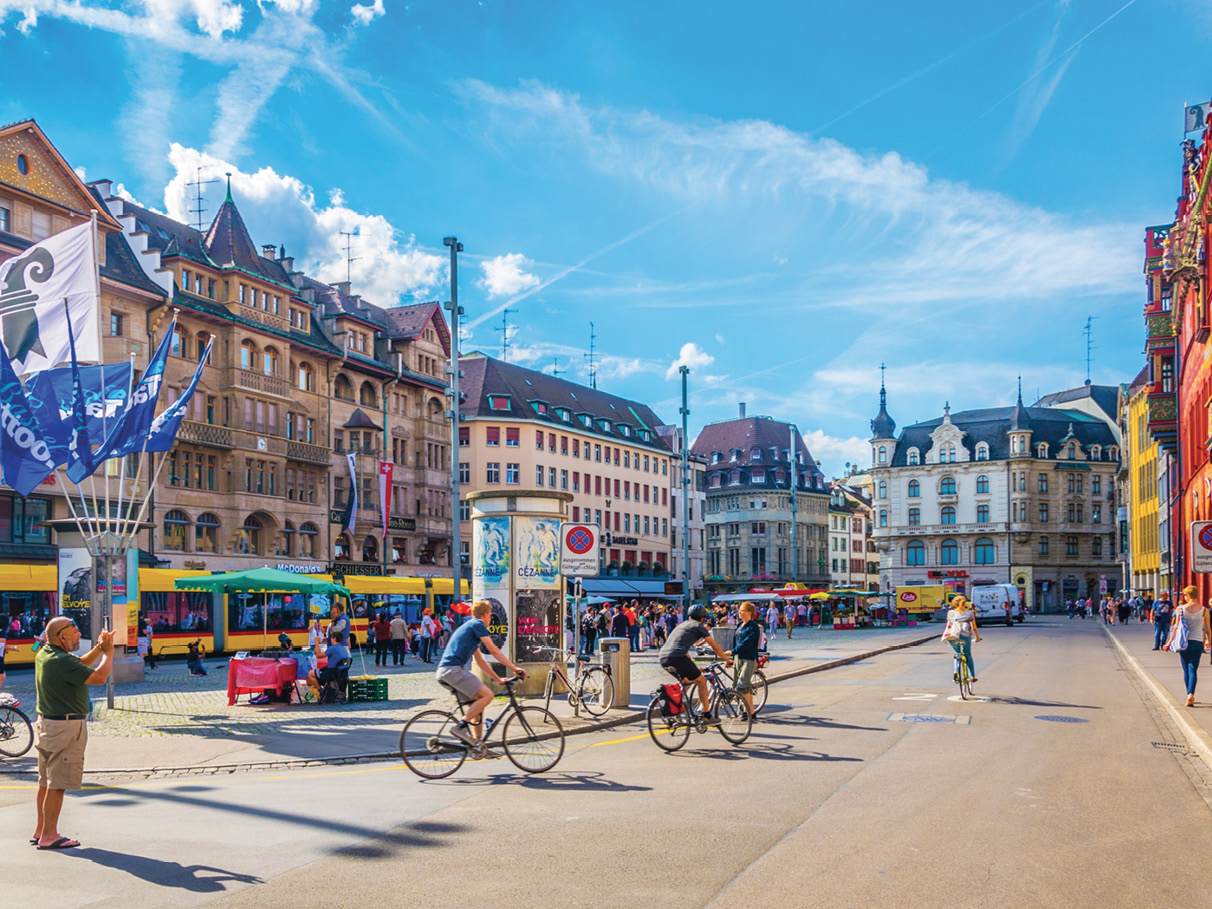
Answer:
[
  {"left": 164, "top": 144, "right": 443, "bottom": 305},
  {"left": 665, "top": 342, "right": 714, "bottom": 380},
  {"left": 478, "top": 253, "right": 540, "bottom": 299},
  {"left": 801, "top": 429, "right": 872, "bottom": 477},
  {"left": 350, "top": 0, "right": 384, "bottom": 26}
]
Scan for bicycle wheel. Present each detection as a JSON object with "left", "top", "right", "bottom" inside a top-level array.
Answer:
[
  {"left": 957, "top": 663, "right": 970, "bottom": 700},
  {"left": 399, "top": 710, "right": 467, "bottom": 779},
  {"left": 576, "top": 666, "right": 614, "bottom": 717},
  {"left": 646, "top": 698, "right": 690, "bottom": 752},
  {"left": 502, "top": 706, "right": 565, "bottom": 773},
  {"left": 750, "top": 670, "right": 768, "bottom": 715},
  {"left": 0, "top": 705, "right": 33, "bottom": 758},
  {"left": 715, "top": 690, "right": 753, "bottom": 745}
]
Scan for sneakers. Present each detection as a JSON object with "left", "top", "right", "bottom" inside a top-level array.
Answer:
[
  {"left": 970, "top": 677, "right": 978, "bottom": 683},
  {"left": 450, "top": 723, "right": 477, "bottom": 747},
  {"left": 953, "top": 672, "right": 960, "bottom": 683}
]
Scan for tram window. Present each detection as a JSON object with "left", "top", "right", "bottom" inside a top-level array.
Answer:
[
  {"left": 2, "top": 591, "right": 56, "bottom": 638},
  {"left": 228, "top": 593, "right": 311, "bottom": 632},
  {"left": 140, "top": 591, "right": 211, "bottom": 634}
]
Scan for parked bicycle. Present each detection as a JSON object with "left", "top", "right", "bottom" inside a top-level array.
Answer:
[
  {"left": 400, "top": 676, "right": 565, "bottom": 778},
  {"left": 646, "top": 660, "right": 752, "bottom": 752},
  {"left": 0, "top": 694, "right": 34, "bottom": 759},
  {"left": 537, "top": 645, "right": 615, "bottom": 717}
]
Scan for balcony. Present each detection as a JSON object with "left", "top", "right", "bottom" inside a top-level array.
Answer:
[
  {"left": 287, "top": 439, "right": 331, "bottom": 465},
  {"left": 1146, "top": 312, "right": 1175, "bottom": 340},
  {"left": 178, "top": 420, "right": 234, "bottom": 449},
  {"left": 221, "top": 366, "right": 291, "bottom": 400}
]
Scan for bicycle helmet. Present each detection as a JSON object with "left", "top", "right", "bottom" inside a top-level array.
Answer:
[{"left": 688, "top": 605, "right": 708, "bottom": 621}]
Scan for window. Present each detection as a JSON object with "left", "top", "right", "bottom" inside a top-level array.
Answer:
[
  {"left": 0, "top": 205, "right": 9, "bottom": 232},
  {"left": 878, "top": 480, "right": 887, "bottom": 499},
  {"left": 908, "top": 507, "right": 920, "bottom": 526},
  {"left": 906, "top": 540, "right": 926, "bottom": 566},
  {"left": 486, "top": 427, "right": 500, "bottom": 446},
  {"left": 974, "top": 538, "right": 995, "bottom": 564},
  {"left": 549, "top": 467, "right": 557, "bottom": 487},
  {"left": 1037, "top": 443, "right": 1048, "bottom": 458},
  {"left": 1038, "top": 535, "right": 1049, "bottom": 555},
  {"left": 1038, "top": 503, "right": 1049, "bottom": 522},
  {"left": 879, "top": 509, "right": 888, "bottom": 528},
  {"left": 1066, "top": 535, "right": 1079, "bottom": 556},
  {"left": 458, "top": 462, "right": 470, "bottom": 484},
  {"left": 163, "top": 509, "right": 189, "bottom": 551},
  {"left": 1093, "top": 536, "right": 1103, "bottom": 556},
  {"left": 263, "top": 347, "right": 278, "bottom": 376},
  {"left": 506, "top": 463, "right": 519, "bottom": 484},
  {"left": 976, "top": 475, "right": 989, "bottom": 494},
  {"left": 878, "top": 446, "right": 887, "bottom": 463},
  {"left": 506, "top": 427, "right": 519, "bottom": 447},
  {"left": 907, "top": 448, "right": 919, "bottom": 465},
  {"left": 940, "top": 476, "right": 956, "bottom": 495},
  {"left": 1038, "top": 474, "right": 1048, "bottom": 493},
  {"left": 941, "top": 505, "right": 956, "bottom": 525},
  {"left": 240, "top": 339, "right": 255, "bottom": 370},
  {"left": 297, "top": 362, "right": 314, "bottom": 391},
  {"left": 940, "top": 538, "right": 959, "bottom": 565},
  {"left": 536, "top": 466, "right": 544, "bottom": 486},
  {"left": 977, "top": 504, "right": 990, "bottom": 523},
  {"left": 1092, "top": 476, "right": 1101, "bottom": 495},
  {"left": 109, "top": 313, "right": 123, "bottom": 336},
  {"left": 908, "top": 479, "right": 920, "bottom": 497},
  {"left": 975, "top": 443, "right": 989, "bottom": 461},
  {"left": 486, "top": 462, "right": 500, "bottom": 484}
]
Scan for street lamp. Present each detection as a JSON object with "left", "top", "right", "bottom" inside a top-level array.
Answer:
[
  {"left": 679, "top": 365, "right": 691, "bottom": 613},
  {"left": 444, "top": 237, "right": 464, "bottom": 608}
]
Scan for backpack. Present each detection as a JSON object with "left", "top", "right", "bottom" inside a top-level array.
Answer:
[{"left": 654, "top": 682, "right": 685, "bottom": 717}]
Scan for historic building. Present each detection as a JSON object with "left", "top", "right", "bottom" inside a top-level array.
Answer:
[
  {"left": 457, "top": 354, "right": 676, "bottom": 593},
  {"left": 829, "top": 481, "right": 877, "bottom": 591},
  {"left": 1122, "top": 369, "right": 1160, "bottom": 597},
  {"left": 0, "top": 119, "right": 455, "bottom": 588},
  {"left": 870, "top": 377, "right": 1122, "bottom": 611},
  {"left": 656, "top": 425, "right": 708, "bottom": 603},
  {"left": 692, "top": 407, "right": 830, "bottom": 593}
]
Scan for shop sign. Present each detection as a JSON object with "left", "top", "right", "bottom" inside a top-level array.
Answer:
[
  {"left": 182, "top": 559, "right": 207, "bottom": 570},
  {"left": 928, "top": 570, "right": 968, "bottom": 578},
  {"left": 329, "top": 562, "right": 383, "bottom": 577},
  {"left": 328, "top": 509, "right": 416, "bottom": 532},
  {"left": 277, "top": 562, "right": 326, "bottom": 574}
]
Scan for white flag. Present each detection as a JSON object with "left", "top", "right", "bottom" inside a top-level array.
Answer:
[
  {"left": 344, "top": 451, "right": 358, "bottom": 535},
  {"left": 1186, "top": 102, "right": 1212, "bottom": 134},
  {"left": 0, "top": 222, "right": 98, "bottom": 374}
]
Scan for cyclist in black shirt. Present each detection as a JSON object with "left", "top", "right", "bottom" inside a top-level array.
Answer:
[{"left": 659, "top": 605, "right": 731, "bottom": 713}]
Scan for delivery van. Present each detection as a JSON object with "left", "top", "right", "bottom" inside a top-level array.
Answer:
[{"left": 970, "top": 583, "right": 1025, "bottom": 626}]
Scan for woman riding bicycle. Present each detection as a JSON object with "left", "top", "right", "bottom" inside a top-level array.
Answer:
[{"left": 946, "top": 595, "right": 981, "bottom": 683}]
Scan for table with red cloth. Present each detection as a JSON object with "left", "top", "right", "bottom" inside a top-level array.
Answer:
[{"left": 227, "top": 657, "right": 298, "bottom": 705}]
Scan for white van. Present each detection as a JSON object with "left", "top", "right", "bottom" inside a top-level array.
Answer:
[{"left": 970, "top": 584, "right": 1025, "bottom": 626}]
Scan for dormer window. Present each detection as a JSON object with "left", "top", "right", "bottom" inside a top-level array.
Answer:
[
  {"left": 711, "top": 451, "right": 723, "bottom": 464},
  {"left": 751, "top": 468, "right": 766, "bottom": 483},
  {"left": 619, "top": 425, "right": 631, "bottom": 437},
  {"left": 597, "top": 418, "right": 611, "bottom": 433},
  {"left": 730, "top": 448, "right": 742, "bottom": 461},
  {"left": 579, "top": 414, "right": 593, "bottom": 428},
  {"left": 975, "top": 442, "right": 989, "bottom": 461},
  {"left": 1090, "top": 445, "right": 1102, "bottom": 460},
  {"left": 532, "top": 401, "right": 549, "bottom": 416},
  {"left": 1037, "top": 442, "right": 1049, "bottom": 458},
  {"left": 751, "top": 447, "right": 762, "bottom": 461},
  {"left": 907, "top": 448, "right": 920, "bottom": 465},
  {"left": 556, "top": 408, "right": 571, "bottom": 422},
  {"left": 488, "top": 395, "right": 510, "bottom": 411}
]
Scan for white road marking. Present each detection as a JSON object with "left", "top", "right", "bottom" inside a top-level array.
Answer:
[
  {"left": 892, "top": 694, "right": 938, "bottom": 701},
  {"left": 946, "top": 694, "right": 992, "bottom": 703}
]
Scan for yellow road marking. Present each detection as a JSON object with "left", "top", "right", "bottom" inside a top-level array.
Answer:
[{"left": 0, "top": 762, "right": 410, "bottom": 791}]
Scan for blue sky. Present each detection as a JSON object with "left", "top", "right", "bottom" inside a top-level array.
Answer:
[{"left": 0, "top": 0, "right": 1203, "bottom": 475}]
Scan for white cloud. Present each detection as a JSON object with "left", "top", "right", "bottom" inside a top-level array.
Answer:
[
  {"left": 164, "top": 143, "right": 444, "bottom": 304},
  {"left": 16, "top": 6, "right": 36, "bottom": 33},
  {"left": 665, "top": 342, "right": 714, "bottom": 380},
  {"left": 478, "top": 253, "right": 540, "bottom": 299},
  {"left": 350, "top": 0, "right": 384, "bottom": 26},
  {"left": 800, "top": 429, "right": 871, "bottom": 475},
  {"left": 714, "top": 332, "right": 725, "bottom": 345}
]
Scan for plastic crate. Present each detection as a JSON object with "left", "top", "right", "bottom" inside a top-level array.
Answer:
[{"left": 348, "top": 676, "right": 389, "bottom": 702}]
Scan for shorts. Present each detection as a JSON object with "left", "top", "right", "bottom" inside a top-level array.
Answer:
[
  {"left": 733, "top": 658, "right": 757, "bottom": 694},
  {"left": 436, "top": 665, "right": 485, "bottom": 701},
  {"left": 35, "top": 717, "right": 87, "bottom": 790},
  {"left": 0, "top": 655, "right": 6, "bottom": 673},
  {"left": 659, "top": 653, "right": 701, "bottom": 683},
  {"left": 137, "top": 636, "right": 149, "bottom": 656}
]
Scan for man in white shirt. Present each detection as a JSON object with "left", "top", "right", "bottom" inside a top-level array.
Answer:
[
  {"left": 765, "top": 604, "right": 780, "bottom": 646},
  {"left": 784, "top": 603, "right": 795, "bottom": 639},
  {"left": 420, "top": 610, "right": 437, "bottom": 664}
]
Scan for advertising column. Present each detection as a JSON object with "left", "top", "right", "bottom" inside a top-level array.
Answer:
[
  {"left": 472, "top": 514, "right": 512, "bottom": 657},
  {"left": 513, "top": 515, "right": 562, "bottom": 662}
]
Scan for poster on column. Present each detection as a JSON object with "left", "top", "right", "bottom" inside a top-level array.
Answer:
[
  {"left": 472, "top": 516, "right": 511, "bottom": 656},
  {"left": 57, "top": 547, "right": 92, "bottom": 647},
  {"left": 514, "top": 516, "right": 561, "bottom": 589},
  {"left": 514, "top": 589, "right": 560, "bottom": 663}
]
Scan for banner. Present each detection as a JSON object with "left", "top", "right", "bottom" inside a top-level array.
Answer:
[
  {"left": 0, "top": 222, "right": 99, "bottom": 374},
  {"left": 341, "top": 451, "right": 357, "bottom": 535},
  {"left": 0, "top": 337, "right": 56, "bottom": 495},
  {"left": 1186, "top": 101, "right": 1212, "bottom": 134},
  {"left": 378, "top": 460, "right": 392, "bottom": 539},
  {"left": 25, "top": 361, "right": 131, "bottom": 465},
  {"left": 64, "top": 311, "right": 94, "bottom": 482},
  {"left": 142, "top": 339, "right": 213, "bottom": 452}
]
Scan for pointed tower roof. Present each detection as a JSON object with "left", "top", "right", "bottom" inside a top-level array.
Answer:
[
  {"left": 870, "top": 363, "right": 896, "bottom": 439},
  {"left": 202, "top": 178, "right": 285, "bottom": 283},
  {"left": 1009, "top": 377, "right": 1031, "bottom": 431}
]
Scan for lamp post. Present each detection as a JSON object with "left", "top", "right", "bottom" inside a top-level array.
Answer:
[
  {"left": 790, "top": 422, "right": 798, "bottom": 586},
  {"left": 444, "top": 237, "right": 464, "bottom": 607},
  {"left": 680, "top": 365, "right": 691, "bottom": 612}
]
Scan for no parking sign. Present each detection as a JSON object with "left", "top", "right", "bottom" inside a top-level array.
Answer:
[
  {"left": 560, "top": 523, "right": 600, "bottom": 577},
  {"left": 1192, "top": 521, "right": 1212, "bottom": 573}
]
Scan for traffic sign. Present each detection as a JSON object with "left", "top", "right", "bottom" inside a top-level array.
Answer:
[
  {"left": 560, "top": 522, "right": 600, "bottom": 577},
  {"left": 1192, "top": 521, "right": 1212, "bottom": 573}
]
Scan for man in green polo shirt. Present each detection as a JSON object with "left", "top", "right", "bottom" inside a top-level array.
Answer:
[{"left": 31, "top": 616, "right": 113, "bottom": 850}]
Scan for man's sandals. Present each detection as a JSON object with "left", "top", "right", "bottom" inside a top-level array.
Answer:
[{"left": 36, "top": 836, "right": 80, "bottom": 850}]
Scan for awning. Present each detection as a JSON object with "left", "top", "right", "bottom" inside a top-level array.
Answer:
[
  {"left": 580, "top": 578, "right": 676, "bottom": 599},
  {"left": 0, "top": 563, "right": 56, "bottom": 590}
]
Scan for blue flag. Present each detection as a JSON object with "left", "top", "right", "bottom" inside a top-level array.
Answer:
[
  {"left": 0, "top": 338, "right": 56, "bottom": 495},
  {"left": 25, "top": 362, "right": 131, "bottom": 466},
  {"left": 143, "top": 339, "right": 212, "bottom": 452},
  {"left": 63, "top": 315, "right": 94, "bottom": 482},
  {"left": 78, "top": 317, "right": 174, "bottom": 479}
]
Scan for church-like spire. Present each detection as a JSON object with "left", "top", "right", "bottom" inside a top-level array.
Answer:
[
  {"left": 870, "top": 363, "right": 897, "bottom": 439},
  {"left": 1010, "top": 375, "right": 1031, "bottom": 431}
]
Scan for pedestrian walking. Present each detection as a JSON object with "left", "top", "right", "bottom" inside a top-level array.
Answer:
[
  {"left": 32, "top": 617, "right": 115, "bottom": 850},
  {"left": 625, "top": 600, "right": 641, "bottom": 653},
  {"left": 1153, "top": 593, "right": 1173, "bottom": 650},
  {"left": 372, "top": 613, "right": 391, "bottom": 667},
  {"left": 765, "top": 604, "right": 780, "bottom": 645},
  {"left": 1117, "top": 598, "right": 1131, "bottom": 625},
  {"left": 581, "top": 606, "right": 598, "bottom": 657},
  {"left": 1164, "top": 586, "right": 1212, "bottom": 706},
  {"left": 784, "top": 602, "right": 795, "bottom": 639},
  {"left": 610, "top": 604, "right": 629, "bottom": 639},
  {"left": 420, "top": 610, "right": 437, "bottom": 664},
  {"left": 390, "top": 611, "right": 408, "bottom": 664},
  {"left": 797, "top": 602, "right": 807, "bottom": 626}
]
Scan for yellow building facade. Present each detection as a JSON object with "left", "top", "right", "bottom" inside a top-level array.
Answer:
[{"left": 1127, "top": 379, "right": 1159, "bottom": 595}]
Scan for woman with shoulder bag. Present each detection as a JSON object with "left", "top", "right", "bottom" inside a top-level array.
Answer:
[
  {"left": 1164, "top": 586, "right": 1212, "bottom": 707},
  {"left": 943, "top": 595, "right": 981, "bottom": 684}
]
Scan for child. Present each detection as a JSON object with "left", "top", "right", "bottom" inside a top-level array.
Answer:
[{"left": 186, "top": 638, "right": 208, "bottom": 676}]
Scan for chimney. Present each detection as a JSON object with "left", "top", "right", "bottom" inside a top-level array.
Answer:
[
  {"left": 739, "top": 402, "right": 747, "bottom": 418},
  {"left": 261, "top": 244, "right": 277, "bottom": 260},
  {"left": 336, "top": 280, "right": 352, "bottom": 296},
  {"left": 280, "top": 256, "right": 295, "bottom": 273}
]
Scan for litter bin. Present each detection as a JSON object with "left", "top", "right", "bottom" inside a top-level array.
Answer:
[
  {"left": 599, "top": 637, "right": 630, "bottom": 710},
  {"left": 710, "top": 626, "right": 736, "bottom": 655}
]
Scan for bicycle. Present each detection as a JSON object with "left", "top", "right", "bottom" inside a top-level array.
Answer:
[
  {"left": 400, "top": 676, "right": 565, "bottom": 778},
  {"left": 646, "top": 661, "right": 752, "bottom": 752},
  {"left": 698, "top": 649, "right": 769, "bottom": 714},
  {"left": 951, "top": 644, "right": 974, "bottom": 700},
  {"left": 537, "top": 646, "right": 615, "bottom": 718},
  {"left": 0, "top": 694, "right": 34, "bottom": 759}
]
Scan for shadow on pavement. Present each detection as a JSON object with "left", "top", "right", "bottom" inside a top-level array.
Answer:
[
  {"left": 981, "top": 696, "right": 1101, "bottom": 710},
  {"left": 799, "top": 716, "right": 887, "bottom": 732},
  {"left": 673, "top": 745, "right": 863, "bottom": 763},
  {"left": 63, "top": 848, "right": 263, "bottom": 892},
  {"left": 437, "top": 770, "right": 652, "bottom": 793}
]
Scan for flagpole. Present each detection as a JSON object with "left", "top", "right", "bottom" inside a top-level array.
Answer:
[
  {"left": 112, "top": 352, "right": 138, "bottom": 545},
  {"left": 89, "top": 211, "right": 113, "bottom": 597}
]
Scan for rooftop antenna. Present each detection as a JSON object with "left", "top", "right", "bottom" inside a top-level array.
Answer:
[
  {"left": 494, "top": 307, "right": 515, "bottom": 362},
  {"left": 186, "top": 166, "right": 219, "bottom": 233},
  {"left": 584, "top": 321, "right": 598, "bottom": 389},
  {"left": 1083, "top": 315, "right": 1098, "bottom": 385},
  {"left": 339, "top": 228, "right": 361, "bottom": 284},
  {"left": 551, "top": 356, "right": 563, "bottom": 378}
]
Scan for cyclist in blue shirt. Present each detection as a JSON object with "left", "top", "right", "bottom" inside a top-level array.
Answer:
[{"left": 436, "top": 600, "right": 526, "bottom": 751}]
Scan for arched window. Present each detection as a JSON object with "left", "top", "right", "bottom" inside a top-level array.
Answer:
[
  {"left": 941, "top": 505, "right": 956, "bottom": 525},
  {"left": 975, "top": 442, "right": 989, "bottom": 461},
  {"left": 196, "top": 513, "right": 220, "bottom": 553},
  {"left": 879, "top": 508, "right": 888, "bottom": 527},
  {"left": 171, "top": 324, "right": 186, "bottom": 358},
  {"left": 279, "top": 521, "right": 296, "bottom": 557},
  {"left": 976, "top": 504, "right": 990, "bottom": 524},
  {"left": 940, "top": 538, "right": 959, "bottom": 565},
  {"left": 360, "top": 382, "right": 378, "bottom": 406},
  {"left": 908, "top": 480, "right": 921, "bottom": 497},
  {"left": 362, "top": 536, "right": 379, "bottom": 562},
  {"left": 196, "top": 332, "right": 212, "bottom": 363},
  {"left": 334, "top": 533, "right": 352, "bottom": 561},
  {"left": 908, "top": 507, "right": 920, "bottom": 525},
  {"left": 1109, "top": 446, "right": 1119, "bottom": 461},
  {"left": 263, "top": 346, "right": 279, "bottom": 376},
  {"left": 976, "top": 475, "right": 990, "bottom": 494},
  {"left": 1037, "top": 442, "right": 1049, "bottom": 458},
  {"left": 906, "top": 540, "right": 926, "bottom": 566},
  {"left": 300, "top": 522, "right": 319, "bottom": 559},
  {"left": 240, "top": 339, "right": 256, "bottom": 370},
  {"left": 239, "top": 515, "right": 263, "bottom": 555},
  {"left": 164, "top": 509, "right": 189, "bottom": 551},
  {"left": 878, "top": 480, "right": 887, "bottom": 499},
  {"left": 940, "top": 476, "right": 956, "bottom": 495},
  {"left": 334, "top": 374, "right": 354, "bottom": 401},
  {"left": 878, "top": 446, "right": 887, "bottom": 464},
  {"left": 974, "top": 537, "right": 995, "bottom": 564},
  {"left": 1068, "top": 443, "right": 1077, "bottom": 459},
  {"left": 297, "top": 361, "right": 314, "bottom": 392},
  {"left": 1090, "top": 445, "right": 1102, "bottom": 460},
  {"left": 908, "top": 448, "right": 920, "bottom": 466}
]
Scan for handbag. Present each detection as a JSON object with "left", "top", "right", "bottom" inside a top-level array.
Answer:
[
  {"left": 941, "top": 621, "right": 960, "bottom": 644},
  {"left": 1171, "top": 612, "right": 1190, "bottom": 652}
]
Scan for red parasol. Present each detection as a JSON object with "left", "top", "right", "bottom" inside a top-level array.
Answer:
[{"left": 449, "top": 601, "right": 472, "bottom": 616}]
